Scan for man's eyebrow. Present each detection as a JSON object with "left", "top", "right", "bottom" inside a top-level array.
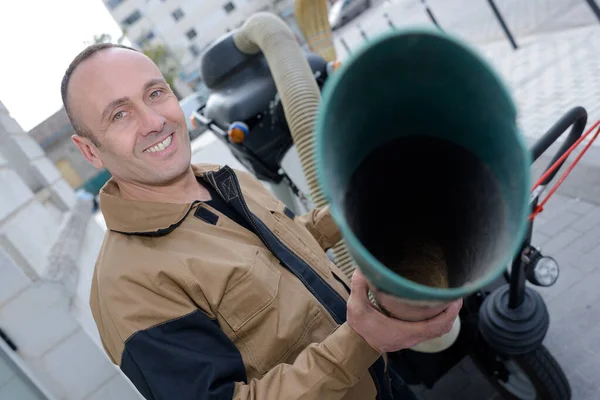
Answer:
[
  {"left": 144, "top": 78, "right": 168, "bottom": 91},
  {"left": 101, "top": 97, "right": 128, "bottom": 123},
  {"left": 100, "top": 79, "right": 167, "bottom": 123}
]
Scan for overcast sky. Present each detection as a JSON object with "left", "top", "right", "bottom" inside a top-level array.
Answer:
[{"left": 0, "top": 0, "right": 124, "bottom": 131}]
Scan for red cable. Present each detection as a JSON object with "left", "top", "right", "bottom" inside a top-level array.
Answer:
[{"left": 529, "top": 120, "right": 600, "bottom": 221}]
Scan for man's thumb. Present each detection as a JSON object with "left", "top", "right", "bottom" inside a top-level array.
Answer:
[{"left": 350, "top": 269, "right": 370, "bottom": 297}]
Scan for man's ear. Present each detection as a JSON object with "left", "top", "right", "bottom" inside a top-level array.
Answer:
[{"left": 71, "top": 135, "right": 104, "bottom": 169}]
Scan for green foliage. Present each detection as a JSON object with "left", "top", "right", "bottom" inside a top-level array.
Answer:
[
  {"left": 88, "top": 32, "right": 125, "bottom": 45},
  {"left": 140, "top": 42, "right": 179, "bottom": 88}
]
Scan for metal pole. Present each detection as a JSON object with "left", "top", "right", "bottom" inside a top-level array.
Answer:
[
  {"left": 358, "top": 24, "right": 368, "bottom": 41},
  {"left": 421, "top": 0, "right": 443, "bottom": 31},
  {"left": 340, "top": 38, "right": 352, "bottom": 54},
  {"left": 384, "top": 12, "right": 396, "bottom": 29},
  {"left": 584, "top": 0, "right": 600, "bottom": 22},
  {"left": 487, "top": 0, "right": 518, "bottom": 50}
]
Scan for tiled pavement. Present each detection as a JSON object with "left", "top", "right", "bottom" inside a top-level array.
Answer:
[
  {"left": 334, "top": 1, "right": 600, "bottom": 149},
  {"left": 422, "top": 0, "right": 598, "bottom": 44},
  {"left": 330, "top": 1, "right": 600, "bottom": 398},
  {"left": 335, "top": 0, "right": 599, "bottom": 48},
  {"left": 478, "top": 26, "right": 600, "bottom": 149}
]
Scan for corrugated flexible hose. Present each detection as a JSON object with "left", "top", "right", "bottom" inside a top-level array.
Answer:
[{"left": 233, "top": 12, "right": 356, "bottom": 278}]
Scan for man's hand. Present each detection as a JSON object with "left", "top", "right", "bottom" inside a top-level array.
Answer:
[{"left": 347, "top": 269, "right": 463, "bottom": 354}]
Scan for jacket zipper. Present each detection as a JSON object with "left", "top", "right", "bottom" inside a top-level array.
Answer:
[{"left": 331, "top": 272, "right": 351, "bottom": 294}]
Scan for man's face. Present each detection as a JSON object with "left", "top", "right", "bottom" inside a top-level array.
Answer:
[{"left": 69, "top": 48, "right": 191, "bottom": 187}]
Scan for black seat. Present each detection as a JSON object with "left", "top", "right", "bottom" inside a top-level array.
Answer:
[
  {"left": 201, "top": 32, "right": 277, "bottom": 123},
  {"left": 198, "top": 31, "right": 328, "bottom": 183}
]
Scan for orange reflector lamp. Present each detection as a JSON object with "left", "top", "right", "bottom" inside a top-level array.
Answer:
[{"left": 228, "top": 122, "right": 249, "bottom": 144}]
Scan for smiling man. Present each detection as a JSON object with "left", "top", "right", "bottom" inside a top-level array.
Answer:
[{"left": 63, "top": 43, "right": 461, "bottom": 400}]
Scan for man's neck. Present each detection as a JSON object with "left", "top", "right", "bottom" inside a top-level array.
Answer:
[{"left": 117, "top": 167, "right": 212, "bottom": 204}]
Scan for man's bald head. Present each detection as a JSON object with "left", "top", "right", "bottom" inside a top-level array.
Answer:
[{"left": 61, "top": 42, "right": 139, "bottom": 146}]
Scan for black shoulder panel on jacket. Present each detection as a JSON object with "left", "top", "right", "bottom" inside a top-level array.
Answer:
[{"left": 121, "top": 310, "right": 247, "bottom": 400}]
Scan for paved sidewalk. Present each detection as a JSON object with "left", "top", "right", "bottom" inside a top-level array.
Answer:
[
  {"left": 478, "top": 25, "right": 600, "bottom": 148},
  {"left": 335, "top": 0, "right": 599, "bottom": 47},
  {"left": 333, "top": 0, "right": 600, "bottom": 147},
  {"left": 330, "top": 1, "right": 600, "bottom": 398},
  {"left": 425, "top": 0, "right": 598, "bottom": 44}
]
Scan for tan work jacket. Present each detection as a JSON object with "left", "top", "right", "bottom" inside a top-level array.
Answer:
[{"left": 90, "top": 163, "right": 395, "bottom": 399}]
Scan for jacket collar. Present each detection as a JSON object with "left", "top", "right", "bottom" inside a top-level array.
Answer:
[{"left": 99, "top": 163, "right": 222, "bottom": 235}]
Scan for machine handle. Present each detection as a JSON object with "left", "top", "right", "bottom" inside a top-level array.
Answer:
[
  {"left": 191, "top": 108, "right": 229, "bottom": 140},
  {"left": 529, "top": 112, "right": 600, "bottom": 220},
  {"left": 530, "top": 106, "right": 587, "bottom": 184}
]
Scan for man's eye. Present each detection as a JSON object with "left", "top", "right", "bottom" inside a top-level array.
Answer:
[
  {"left": 113, "top": 111, "right": 127, "bottom": 120},
  {"left": 150, "top": 89, "right": 163, "bottom": 99}
]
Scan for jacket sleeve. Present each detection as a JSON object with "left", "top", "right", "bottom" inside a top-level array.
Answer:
[
  {"left": 120, "top": 308, "right": 381, "bottom": 400},
  {"left": 296, "top": 205, "right": 342, "bottom": 251}
]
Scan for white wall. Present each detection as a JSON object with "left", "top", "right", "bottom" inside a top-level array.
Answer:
[{"left": 0, "top": 102, "right": 142, "bottom": 400}]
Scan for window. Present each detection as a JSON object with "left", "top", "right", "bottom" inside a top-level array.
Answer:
[
  {"left": 186, "top": 28, "right": 197, "bottom": 40},
  {"left": 105, "top": 0, "right": 126, "bottom": 10},
  {"left": 223, "top": 2, "right": 235, "bottom": 13},
  {"left": 189, "top": 45, "right": 200, "bottom": 58},
  {"left": 122, "top": 10, "right": 142, "bottom": 26},
  {"left": 172, "top": 8, "right": 185, "bottom": 21},
  {"left": 137, "top": 31, "right": 155, "bottom": 48}
]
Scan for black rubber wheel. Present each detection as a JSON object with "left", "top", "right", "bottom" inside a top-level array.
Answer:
[{"left": 482, "top": 345, "right": 571, "bottom": 400}]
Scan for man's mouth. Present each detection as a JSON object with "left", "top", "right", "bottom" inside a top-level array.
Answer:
[{"left": 144, "top": 134, "right": 173, "bottom": 153}]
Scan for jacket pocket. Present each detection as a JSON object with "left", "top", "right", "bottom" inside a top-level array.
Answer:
[
  {"left": 219, "top": 249, "right": 336, "bottom": 377},
  {"left": 218, "top": 250, "right": 281, "bottom": 332}
]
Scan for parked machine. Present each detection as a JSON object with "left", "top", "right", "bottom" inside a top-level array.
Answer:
[{"left": 191, "top": 13, "right": 600, "bottom": 399}]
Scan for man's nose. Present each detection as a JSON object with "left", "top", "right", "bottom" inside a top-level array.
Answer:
[{"left": 139, "top": 105, "right": 166, "bottom": 136}]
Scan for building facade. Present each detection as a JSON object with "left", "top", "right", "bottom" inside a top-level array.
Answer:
[
  {"left": 28, "top": 109, "right": 99, "bottom": 190},
  {"left": 102, "top": 0, "right": 300, "bottom": 91}
]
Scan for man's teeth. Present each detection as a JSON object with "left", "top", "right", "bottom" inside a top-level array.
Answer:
[{"left": 145, "top": 135, "right": 172, "bottom": 153}]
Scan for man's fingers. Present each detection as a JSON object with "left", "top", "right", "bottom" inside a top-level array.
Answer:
[
  {"left": 442, "top": 299, "right": 463, "bottom": 319},
  {"left": 374, "top": 298, "right": 462, "bottom": 341},
  {"left": 422, "top": 299, "right": 463, "bottom": 338},
  {"left": 348, "top": 277, "right": 464, "bottom": 347}
]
